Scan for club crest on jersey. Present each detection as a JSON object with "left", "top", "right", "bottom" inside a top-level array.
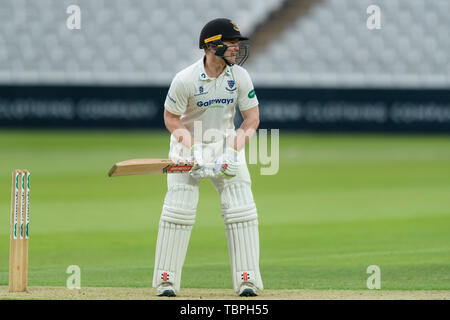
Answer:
[{"left": 226, "top": 80, "right": 237, "bottom": 92}]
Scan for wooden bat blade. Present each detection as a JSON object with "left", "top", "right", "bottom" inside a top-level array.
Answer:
[{"left": 108, "top": 158, "right": 193, "bottom": 177}]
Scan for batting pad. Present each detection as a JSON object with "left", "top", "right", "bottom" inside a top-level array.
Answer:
[
  {"left": 161, "top": 184, "right": 198, "bottom": 226},
  {"left": 152, "top": 184, "right": 199, "bottom": 291},
  {"left": 226, "top": 219, "right": 264, "bottom": 292},
  {"left": 219, "top": 182, "right": 258, "bottom": 223},
  {"left": 218, "top": 182, "right": 263, "bottom": 292},
  {"left": 152, "top": 221, "right": 192, "bottom": 291}
]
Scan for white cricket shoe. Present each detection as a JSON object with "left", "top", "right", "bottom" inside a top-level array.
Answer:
[
  {"left": 157, "top": 283, "right": 176, "bottom": 297},
  {"left": 238, "top": 282, "right": 258, "bottom": 297}
]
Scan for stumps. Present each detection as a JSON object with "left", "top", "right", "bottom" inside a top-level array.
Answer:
[{"left": 9, "top": 169, "right": 30, "bottom": 292}]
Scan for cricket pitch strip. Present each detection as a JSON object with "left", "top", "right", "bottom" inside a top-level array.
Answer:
[{"left": 0, "top": 286, "right": 449, "bottom": 300}]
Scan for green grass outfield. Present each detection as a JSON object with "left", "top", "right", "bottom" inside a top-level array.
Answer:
[{"left": 0, "top": 130, "right": 449, "bottom": 291}]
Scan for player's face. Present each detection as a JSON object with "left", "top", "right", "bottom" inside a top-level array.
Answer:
[{"left": 223, "top": 39, "right": 240, "bottom": 64}]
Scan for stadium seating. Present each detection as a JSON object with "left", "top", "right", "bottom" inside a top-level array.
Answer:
[
  {"left": 247, "top": 0, "right": 450, "bottom": 87},
  {"left": 0, "top": 0, "right": 448, "bottom": 87},
  {"left": 0, "top": 0, "right": 282, "bottom": 84}
]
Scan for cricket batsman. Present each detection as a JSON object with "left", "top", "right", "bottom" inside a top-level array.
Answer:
[{"left": 152, "top": 18, "right": 263, "bottom": 297}]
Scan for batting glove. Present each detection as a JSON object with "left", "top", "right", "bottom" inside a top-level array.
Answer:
[
  {"left": 189, "top": 144, "right": 205, "bottom": 168},
  {"left": 189, "top": 166, "right": 217, "bottom": 179},
  {"left": 215, "top": 147, "right": 240, "bottom": 178}
]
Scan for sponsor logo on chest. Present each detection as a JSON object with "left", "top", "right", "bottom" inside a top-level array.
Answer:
[{"left": 196, "top": 98, "right": 235, "bottom": 108}]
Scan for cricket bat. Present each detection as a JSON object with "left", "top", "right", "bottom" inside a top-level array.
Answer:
[{"left": 108, "top": 158, "right": 193, "bottom": 177}]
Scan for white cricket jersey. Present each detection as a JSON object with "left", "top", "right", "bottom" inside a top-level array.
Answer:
[{"left": 164, "top": 57, "right": 258, "bottom": 159}]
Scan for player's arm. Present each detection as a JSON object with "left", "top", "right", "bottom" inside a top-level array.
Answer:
[
  {"left": 163, "top": 109, "right": 193, "bottom": 149},
  {"left": 231, "top": 105, "right": 260, "bottom": 151},
  {"left": 163, "top": 74, "right": 194, "bottom": 149},
  {"left": 231, "top": 67, "right": 260, "bottom": 152},
  {"left": 217, "top": 105, "right": 259, "bottom": 178}
]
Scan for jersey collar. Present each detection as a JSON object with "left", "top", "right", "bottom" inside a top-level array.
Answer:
[{"left": 199, "top": 57, "right": 232, "bottom": 81}]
